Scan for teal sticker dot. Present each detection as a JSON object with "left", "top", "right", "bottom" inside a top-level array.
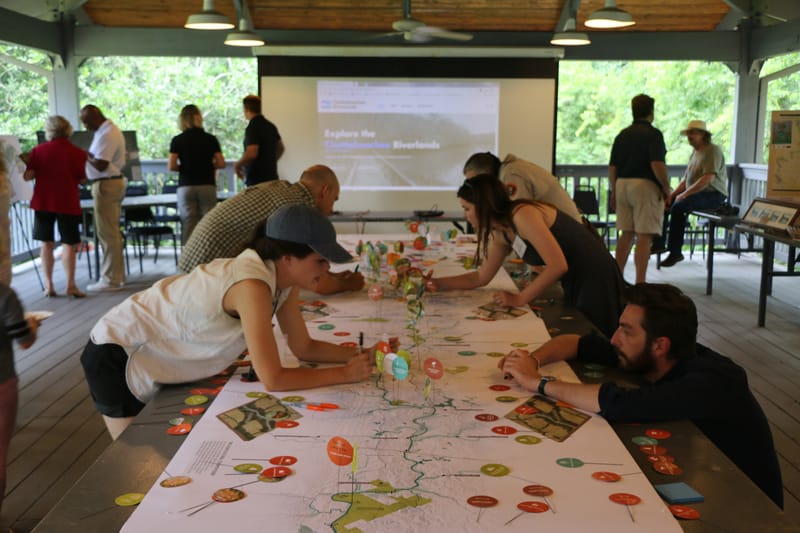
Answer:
[
  {"left": 556, "top": 457, "right": 584, "bottom": 468},
  {"left": 318, "top": 323, "right": 335, "bottom": 330},
  {"left": 458, "top": 350, "right": 477, "bottom": 356},
  {"left": 632, "top": 435, "right": 659, "bottom": 446}
]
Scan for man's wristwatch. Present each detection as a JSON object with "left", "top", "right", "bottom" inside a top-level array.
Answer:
[{"left": 537, "top": 376, "right": 557, "bottom": 396}]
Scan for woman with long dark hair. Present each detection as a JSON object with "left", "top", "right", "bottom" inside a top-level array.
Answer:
[{"left": 429, "top": 174, "right": 624, "bottom": 336}]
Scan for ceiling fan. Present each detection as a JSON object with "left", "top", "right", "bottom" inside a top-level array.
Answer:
[{"left": 384, "top": 0, "right": 473, "bottom": 43}]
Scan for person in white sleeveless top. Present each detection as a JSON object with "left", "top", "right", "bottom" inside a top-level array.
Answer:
[{"left": 81, "top": 204, "right": 392, "bottom": 440}]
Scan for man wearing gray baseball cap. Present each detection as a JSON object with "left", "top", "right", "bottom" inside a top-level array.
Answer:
[{"left": 81, "top": 204, "right": 397, "bottom": 440}]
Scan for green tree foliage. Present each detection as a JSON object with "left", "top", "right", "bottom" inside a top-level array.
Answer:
[
  {"left": 78, "top": 56, "right": 257, "bottom": 159},
  {"left": 557, "top": 61, "right": 736, "bottom": 165},
  {"left": 0, "top": 44, "right": 51, "bottom": 152}
]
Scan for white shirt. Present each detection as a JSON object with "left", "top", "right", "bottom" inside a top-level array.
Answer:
[
  {"left": 86, "top": 119, "right": 126, "bottom": 180},
  {"left": 90, "top": 249, "right": 289, "bottom": 403}
]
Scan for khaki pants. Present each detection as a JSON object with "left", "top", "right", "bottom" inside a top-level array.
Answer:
[{"left": 92, "top": 178, "right": 127, "bottom": 285}]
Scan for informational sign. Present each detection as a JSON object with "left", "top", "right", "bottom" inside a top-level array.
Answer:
[{"left": 767, "top": 110, "right": 800, "bottom": 202}]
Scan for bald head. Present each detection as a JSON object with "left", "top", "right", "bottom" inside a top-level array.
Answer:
[
  {"left": 80, "top": 105, "right": 106, "bottom": 132},
  {"left": 299, "top": 165, "right": 340, "bottom": 215}
]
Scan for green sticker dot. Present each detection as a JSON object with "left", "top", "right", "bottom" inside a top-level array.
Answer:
[
  {"left": 458, "top": 350, "right": 477, "bottom": 356},
  {"left": 510, "top": 342, "right": 528, "bottom": 348},
  {"left": 184, "top": 395, "right": 208, "bottom": 406},
  {"left": 515, "top": 435, "right": 542, "bottom": 445},
  {"left": 444, "top": 336, "right": 462, "bottom": 342},
  {"left": 556, "top": 457, "right": 584, "bottom": 468},
  {"left": 495, "top": 395, "right": 518, "bottom": 403},
  {"left": 318, "top": 323, "right": 335, "bottom": 330},
  {"left": 246, "top": 391, "right": 268, "bottom": 398},
  {"left": 445, "top": 366, "right": 469, "bottom": 374},
  {"left": 281, "top": 395, "right": 305, "bottom": 403},
  {"left": 480, "top": 463, "right": 510, "bottom": 477},
  {"left": 632, "top": 436, "right": 659, "bottom": 446},
  {"left": 486, "top": 352, "right": 505, "bottom": 358},
  {"left": 115, "top": 493, "right": 145, "bottom": 506},
  {"left": 234, "top": 463, "right": 262, "bottom": 473}
]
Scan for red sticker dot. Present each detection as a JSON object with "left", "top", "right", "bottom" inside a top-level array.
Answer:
[
  {"left": 166, "top": 423, "right": 192, "bottom": 435},
  {"left": 491, "top": 426, "right": 517, "bottom": 435},
  {"left": 591, "top": 471, "right": 621, "bottom": 482},
  {"left": 609, "top": 493, "right": 641, "bottom": 506},
  {"left": 669, "top": 505, "right": 700, "bottom": 520},
  {"left": 647, "top": 454, "right": 675, "bottom": 464},
  {"left": 475, "top": 413, "right": 499, "bottom": 422},
  {"left": 522, "top": 485, "right": 553, "bottom": 497},
  {"left": 276, "top": 420, "right": 299, "bottom": 429},
  {"left": 645, "top": 428, "right": 672, "bottom": 440},
  {"left": 489, "top": 384, "right": 511, "bottom": 391},
  {"left": 261, "top": 466, "right": 292, "bottom": 478},
  {"left": 269, "top": 456, "right": 298, "bottom": 466},
  {"left": 181, "top": 407, "right": 206, "bottom": 416},
  {"left": 467, "top": 495, "right": 499, "bottom": 508},
  {"left": 653, "top": 462, "right": 683, "bottom": 475},
  {"left": 639, "top": 444, "right": 668, "bottom": 456},
  {"left": 514, "top": 404, "right": 538, "bottom": 415},
  {"left": 340, "top": 341, "right": 358, "bottom": 348},
  {"left": 190, "top": 388, "right": 218, "bottom": 396},
  {"left": 333, "top": 331, "right": 351, "bottom": 337},
  {"left": 517, "top": 501, "right": 550, "bottom": 513}
]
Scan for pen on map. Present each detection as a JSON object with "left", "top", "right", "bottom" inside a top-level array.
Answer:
[
  {"left": 354, "top": 264, "right": 359, "bottom": 273},
  {"left": 359, "top": 332, "right": 364, "bottom": 352}
]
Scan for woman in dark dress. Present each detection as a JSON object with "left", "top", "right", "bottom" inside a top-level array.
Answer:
[{"left": 429, "top": 174, "right": 624, "bottom": 337}]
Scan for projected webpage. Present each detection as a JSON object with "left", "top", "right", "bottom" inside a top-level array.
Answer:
[{"left": 317, "top": 80, "right": 499, "bottom": 189}]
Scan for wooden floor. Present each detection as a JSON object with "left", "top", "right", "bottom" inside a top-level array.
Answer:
[{"left": 1, "top": 245, "right": 799, "bottom": 531}]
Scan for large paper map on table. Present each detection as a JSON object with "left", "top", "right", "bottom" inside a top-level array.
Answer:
[{"left": 121, "top": 235, "right": 680, "bottom": 533}]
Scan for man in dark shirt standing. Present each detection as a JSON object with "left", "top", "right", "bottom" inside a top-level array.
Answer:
[
  {"left": 609, "top": 94, "right": 671, "bottom": 284},
  {"left": 233, "top": 94, "right": 284, "bottom": 187},
  {"left": 499, "top": 283, "right": 784, "bottom": 509}
]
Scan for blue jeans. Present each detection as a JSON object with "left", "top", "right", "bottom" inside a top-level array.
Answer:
[{"left": 664, "top": 190, "right": 726, "bottom": 255}]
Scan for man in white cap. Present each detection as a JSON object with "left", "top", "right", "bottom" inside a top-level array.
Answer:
[{"left": 660, "top": 120, "right": 728, "bottom": 267}]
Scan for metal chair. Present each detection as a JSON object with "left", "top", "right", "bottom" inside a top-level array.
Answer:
[
  {"left": 124, "top": 182, "right": 178, "bottom": 272},
  {"left": 573, "top": 185, "right": 613, "bottom": 247}
]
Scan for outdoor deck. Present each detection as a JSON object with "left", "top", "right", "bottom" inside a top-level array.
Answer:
[{"left": 1, "top": 245, "right": 799, "bottom": 531}]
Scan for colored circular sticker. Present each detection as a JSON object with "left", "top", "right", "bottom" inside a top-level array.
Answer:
[
  {"left": 234, "top": 463, "right": 262, "bottom": 473},
  {"left": 517, "top": 501, "right": 549, "bottom": 513},
  {"left": 480, "top": 463, "right": 510, "bottom": 477},
  {"left": 458, "top": 350, "right": 477, "bottom": 356},
  {"left": 475, "top": 413, "right": 499, "bottom": 422},
  {"left": 647, "top": 455, "right": 676, "bottom": 464},
  {"left": 486, "top": 352, "right": 505, "bottom": 358},
  {"left": 632, "top": 436, "right": 659, "bottom": 446},
  {"left": 443, "top": 336, "right": 462, "bottom": 342},
  {"left": 467, "top": 495, "right": 499, "bottom": 508},
  {"left": 489, "top": 384, "right": 511, "bottom": 391},
  {"left": 318, "top": 323, "right": 335, "bottom": 330},
  {"left": 327, "top": 436, "right": 354, "bottom": 466},
  {"left": 646, "top": 429, "right": 672, "bottom": 440},
  {"left": 592, "top": 471, "right": 622, "bottom": 482},
  {"left": 491, "top": 426, "right": 518, "bottom": 435},
  {"left": 190, "top": 388, "right": 217, "bottom": 396},
  {"left": 184, "top": 395, "right": 208, "bottom": 406},
  {"left": 168, "top": 417, "right": 185, "bottom": 426},
  {"left": 212, "top": 488, "right": 246, "bottom": 503},
  {"left": 167, "top": 423, "right": 192, "bottom": 435},
  {"left": 269, "top": 455, "right": 298, "bottom": 466},
  {"left": 653, "top": 462, "right": 683, "bottom": 475},
  {"left": 523, "top": 484, "right": 553, "bottom": 497},
  {"left": 510, "top": 342, "right": 529, "bottom": 348},
  {"left": 282, "top": 395, "right": 305, "bottom": 403},
  {"left": 114, "top": 493, "right": 144, "bottom": 506},
  {"left": 340, "top": 341, "right": 358, "bottom": 348},
  {"left": 246, "top": 392, "right": 268, "bottom": 398},
  {"left": 160, "top": 475, "right": 192, "bottom": 488},
  {"left": 514, "top": 404, "right": 538, "bottom": 415},
  {"left": 495, "top": 395, "right": 518, "bottom": 403},
  {"left": 609, "top": 493, "right": 642, "bottom": 506},
  {"left": 584, "top": 371, "right": 605, "bottom": 379},
  {"left": 639, "top": 444, "right": 668, "bottom": 455},
  {"left": 556, "top": 457, "right": 584, "bottom": 468},
  {"left": 261, "top": 466, "right": 292, "bottom": 479},
  {"left": 181, "top": 406, "right": 205, "bottom": 416},
  {"left": 515, "top": 435, "right": 542, "bottom": 445},
  {"left": 445, "top": 365, "right": 469, "bottom": 374},
  {"left": 423, "top": 358, "right": 444, "bottom": 380},
  {"left": 333, "top": 331, "right": 351, "bottom": 337},
  {"left": 276, "top": 420, "right": 299, "bottom": 429},
  {"left": 669, "top": 505, "right": 701, "bottom": 520}
]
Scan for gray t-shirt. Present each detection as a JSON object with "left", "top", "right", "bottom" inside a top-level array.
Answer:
[
  {"left": 684, "top": 142, "right": 728, "bottom": 196},
  {"left": 0, "top": 284, "right": 32, "bottom": 382}
]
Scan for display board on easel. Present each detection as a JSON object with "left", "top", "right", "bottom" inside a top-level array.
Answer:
[{"left": 767, "top": 110, "right": 800, "bottom": 203}]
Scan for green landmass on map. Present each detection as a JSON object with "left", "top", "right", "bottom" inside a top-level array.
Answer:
[{"left": 330, "top": 480, "right": 431, "bottom": 533}]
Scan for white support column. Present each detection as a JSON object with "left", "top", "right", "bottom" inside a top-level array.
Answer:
[{"left": 50, "top": 15, "right": 81, "bottom": 127}]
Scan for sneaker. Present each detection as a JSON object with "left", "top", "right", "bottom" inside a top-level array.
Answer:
[
  {"left": 660, "top": 254, "right": 685, "bottom": 267},
  {"left": 87, "top": 280, "right": 123, "bottom": 292}
]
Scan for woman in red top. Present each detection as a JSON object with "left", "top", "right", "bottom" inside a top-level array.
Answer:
[{"left": 24, "top": 116, "right": 87, "bottom": 297}]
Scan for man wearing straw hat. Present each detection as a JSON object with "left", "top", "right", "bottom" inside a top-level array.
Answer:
[{"left": 659, "top": 120, "right": 728, "bottom": 267}]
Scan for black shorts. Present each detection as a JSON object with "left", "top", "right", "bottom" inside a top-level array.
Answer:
[
  {"left": 80, "top": 340, "right": 145, "bottom": 418},
  {"left": 32, "top": 211, "right": 82, "bottom": 245}
]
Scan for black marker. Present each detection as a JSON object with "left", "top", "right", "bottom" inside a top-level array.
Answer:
[{"left": 358, "top": 332, "right": 364, "bottom": 353}]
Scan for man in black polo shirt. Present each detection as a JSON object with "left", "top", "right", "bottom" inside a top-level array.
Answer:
[
  {"left": 499, "top": 283, "right": 784, "bottom": 509},
  {"left": 609, "top": 94, "right": 671, "bottom": 284},
  {"left": 233, "top": 94, "right": 284, "bottom": 187}
]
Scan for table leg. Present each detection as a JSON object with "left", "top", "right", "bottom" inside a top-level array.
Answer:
[
  {"left": 758, "top": 239, "right": 774, "bottom": 327},
  {"left": 706, "top": 220, "right": 716, "bottom": 295}
]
